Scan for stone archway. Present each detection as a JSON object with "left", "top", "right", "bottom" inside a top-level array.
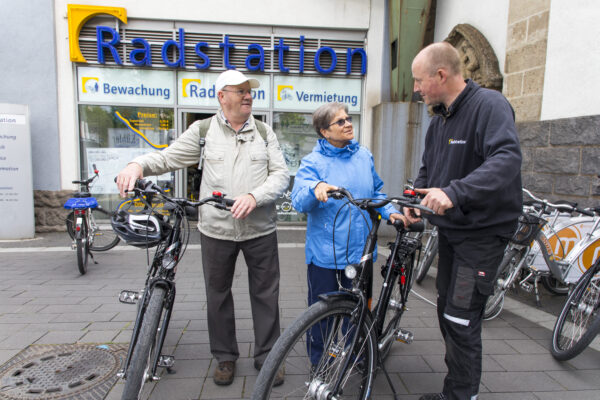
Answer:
[{"left": 445, "top": 24, "right": 503, "bottom": 91}]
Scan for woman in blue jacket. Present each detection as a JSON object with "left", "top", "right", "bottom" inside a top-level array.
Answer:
[{"left": 291, "top": 102, "right": 403, "bottom": 365}]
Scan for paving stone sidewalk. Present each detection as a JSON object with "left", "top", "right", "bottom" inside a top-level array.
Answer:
[{"left": 0, "top": 230, "right": 599, "bottom": 399}]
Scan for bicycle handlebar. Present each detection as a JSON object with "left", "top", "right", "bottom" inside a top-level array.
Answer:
[
  {"left": 326, "top": 187, "right": 435, "bottom": 215},
  {"left": 72, "top": 164, "right": 99, "bottom": 187},
  {"left": 523, "top": 188, "right": 596, "bottom": 217},
  {"left": 131, "top": 178, "right": 235, "bottom": 210}
]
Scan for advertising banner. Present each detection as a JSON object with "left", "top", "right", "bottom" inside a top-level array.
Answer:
[
  {"left": 274, "top": 76, "right": 361, "bottom": 112},
  {"left": 178, "top": 71, "right": 270, "bottom": 109},
  {"left": 0, "top": 104, "right": 34, "bottom": 239},
  {"left": 77, "top": 67, "right": 175, "bottom": 105}
]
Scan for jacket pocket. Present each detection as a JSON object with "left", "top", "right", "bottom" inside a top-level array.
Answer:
[
  {"left": 202, "top": 150, "right": 225, "bottom": 191},
  {"left": 249, "top": 151, "right": 269, "bottom": 187}
]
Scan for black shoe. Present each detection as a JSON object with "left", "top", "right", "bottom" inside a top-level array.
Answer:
[
  {"left": 254, "top": 360, "right": 284, "bottom": 387},
  {"left": 419, "top": 394, "right": 446, "bottom": 400}
]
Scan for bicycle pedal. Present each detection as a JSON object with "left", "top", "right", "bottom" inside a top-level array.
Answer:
[
  {"left": 119, "top": 290, "right": 142, "bottom": 304},
  {"left": 158, "top": 355, "right": 175, "bottom": 368},
  {"left": 520, "top": 282, "right": 533, "bottom": 293},
  {"left": 395, "top": 328, "right": 414, "bottom": 344}
]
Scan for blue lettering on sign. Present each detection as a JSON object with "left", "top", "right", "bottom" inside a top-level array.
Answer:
[
  {"left": 93, "top": 26, "right": 367, "bottom": 75},
  {"left": 296, "top": 90, "right": 358, "bottom": 107},
  {"left": 103, "top": 83, "right": 171, "bottom": 100}
]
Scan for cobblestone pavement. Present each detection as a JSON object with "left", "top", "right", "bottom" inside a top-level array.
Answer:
[{"left": 0, "top": 230, "right": 599, "bottom": 399}]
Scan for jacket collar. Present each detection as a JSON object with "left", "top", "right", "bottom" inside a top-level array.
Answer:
[
  {"left": 217, "top": 110, "right": 255, "bottom": 141},
  {"left": 432, "top": 79, "right": 479, "bottom": 119},
  {"left": 316, "top": 138, "right": 359, "bottom": 158}
]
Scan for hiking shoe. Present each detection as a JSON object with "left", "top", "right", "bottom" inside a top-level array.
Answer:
[
  {"left": 254, "top": 360, "right": 284, "bottom": 387},
  {"left": 214, "top": 361, "right": 235, "bottom": 386},
  {"left": 419, "top": 394, "right": 446, "bottom": 400}
]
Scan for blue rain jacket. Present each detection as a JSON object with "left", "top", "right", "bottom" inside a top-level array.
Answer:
[{"left": 292, "top": 139, "right": 397, "bottom": 270}]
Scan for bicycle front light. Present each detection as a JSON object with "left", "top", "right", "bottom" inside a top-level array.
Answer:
[{"left": 344, "top": 264, "right": 361, "bottom": 280}]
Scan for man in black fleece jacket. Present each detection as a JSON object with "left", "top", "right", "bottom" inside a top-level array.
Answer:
[{"left": 405, "top": 42, "right": 522, "bottom": 400}]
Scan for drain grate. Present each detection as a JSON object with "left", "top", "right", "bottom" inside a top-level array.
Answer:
[{"left": 0, "top": 343, "right": 126, "bottom": 399}]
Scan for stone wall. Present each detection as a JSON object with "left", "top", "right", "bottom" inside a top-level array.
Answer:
[
  {"left": 34, "top": 190, "right": 73, "bottom": 232},
  {"left": 504, "top": 0, "right": 550, "bottom": 122},
  {"left": 518, "top": 115, "right": 600, "bottom": 206}
]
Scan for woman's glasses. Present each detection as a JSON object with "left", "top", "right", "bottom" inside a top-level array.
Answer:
[{"left": 328, "top": 116, "right": 353, "bottom": 128}]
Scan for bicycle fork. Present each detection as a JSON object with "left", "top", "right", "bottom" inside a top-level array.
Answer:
[{"left": 118, "top": 280, "right": 175, "bottom": 381}]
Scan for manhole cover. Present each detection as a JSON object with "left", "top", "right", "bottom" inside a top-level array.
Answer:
[{"left": 0, "top": 343, "right": 126, "bottom": 399}]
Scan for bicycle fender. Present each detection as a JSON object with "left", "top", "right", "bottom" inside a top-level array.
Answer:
[{"left": 317, "top": 291, "right": 359, "bottom": 303}]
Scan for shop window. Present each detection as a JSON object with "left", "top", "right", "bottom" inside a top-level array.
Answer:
[
  {"left": 77, "top": 105, "right": 175, "bottom": 213},
  {"left": 273, "top": 112, "right": 360, "bottom": 223}
]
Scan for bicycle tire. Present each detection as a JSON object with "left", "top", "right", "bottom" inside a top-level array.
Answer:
[
  {"left": 541, "top": 275, "right": 570, "bottom": 295},
  {"left": 88, "top": 208, "right": 120, "bottom": 251},
  {"left": 121, "top": 286, "right": 166, "bottom": 400},
  {"left": 483, "top": 248, "right": 523, "bottom": 320},
  {"left": 76, "top": 237, "right": 88, "bottom": 275},
  {"left": 415, "top": 233, "right": 438, "bottom": 284},
  {"left": 550, "top": 264, "right": 600, "bottom": 361},
  {"left": 252, "top": 299, "right": 377, "bottom": 400}
]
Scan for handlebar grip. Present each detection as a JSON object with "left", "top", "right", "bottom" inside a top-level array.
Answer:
[
  {"left": 576, "top": 207, "right": 595, "bottom": 217},
  {"left": 223, "top": 198, "right": 235, "bottom": 207}
]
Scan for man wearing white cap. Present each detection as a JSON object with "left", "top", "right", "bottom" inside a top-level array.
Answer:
[{"left": 116, "top": 69, "right": 289, "bottom": 386}]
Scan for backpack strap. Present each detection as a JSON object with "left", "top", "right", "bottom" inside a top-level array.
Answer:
[
  {"left": 197, "top": 117, "right": 212, "bottom": 171},
  {"left": 255, "top": 119, "right": 268, "bottom": 147}
]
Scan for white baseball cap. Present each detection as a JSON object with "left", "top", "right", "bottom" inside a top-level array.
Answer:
[{"left": 215, "top": 70, "right": 260, "bottom": 92}]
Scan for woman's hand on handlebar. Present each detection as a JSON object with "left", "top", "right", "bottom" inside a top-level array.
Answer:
[
  {"left": 315, "top": 182, "right": 338, "bottom": 202},
  {"left": 389, "top": 212, "right": 409, "bottom": 227},
  {"left": 116, "top": 163, "right": 144, "bottom": 197}
]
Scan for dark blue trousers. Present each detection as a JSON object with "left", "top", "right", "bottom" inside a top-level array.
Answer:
[{"left": 306, "top": 263, "right": 352, "bottom": 365}]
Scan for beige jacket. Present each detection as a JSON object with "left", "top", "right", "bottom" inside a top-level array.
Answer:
[{"left": 132, "top": 113, "right": 290, "bottom": 241}]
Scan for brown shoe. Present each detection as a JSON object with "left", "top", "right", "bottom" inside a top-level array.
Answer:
[
  {"left": 254, "top": 360, "right": 284, "bottom": 387},
  {"left": 214, "top": 361, "right": 235, "bottom": 386}
]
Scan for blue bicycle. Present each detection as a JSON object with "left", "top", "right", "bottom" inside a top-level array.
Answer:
[{"left": 64, "top": 164, "right": 120, "bottom": 274}]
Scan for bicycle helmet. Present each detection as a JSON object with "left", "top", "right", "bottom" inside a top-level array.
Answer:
[{"left": 111, "top": 210, "right": 171, "bottom": 248}]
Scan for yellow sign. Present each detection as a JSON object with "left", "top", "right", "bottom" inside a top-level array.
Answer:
[{"left": 68, "top": 4, "right": 127, "bottom": 63}]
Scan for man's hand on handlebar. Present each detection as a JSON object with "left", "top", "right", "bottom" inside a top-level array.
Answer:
[
  {"left": 116, "top": 163, "right": 144, "bottom": 197},
  {"left": 415, "top": 188, "right": 453, "bottom": 216},
  {"left": 315, "top": 182, "right": 338, "bottom": 202},
  {"left": 231, "top": 194, "right": 257, "bottom": 219}
]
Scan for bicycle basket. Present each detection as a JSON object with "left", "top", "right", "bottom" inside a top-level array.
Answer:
[{"left": 511, "top": 213, "right": 546, "bottom": 245}]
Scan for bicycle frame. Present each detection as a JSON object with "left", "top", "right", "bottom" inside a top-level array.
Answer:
[
  {"left": 526, "top": 208, "right": 600, "bottom": 286},
  {"left": 315, "top": 189, "right": 429, "bottom": 397}
]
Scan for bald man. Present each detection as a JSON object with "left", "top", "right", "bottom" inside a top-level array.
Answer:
[{"left": 405, "top": 42, "right": 522, "bottom": 400}]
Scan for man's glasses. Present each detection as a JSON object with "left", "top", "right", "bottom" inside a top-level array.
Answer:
[
  {"left": 328, "top": 116, "right": 353, "bottom": 128},
  {"left": 221, "top": 89, "right": 253, "bottom": 96}
]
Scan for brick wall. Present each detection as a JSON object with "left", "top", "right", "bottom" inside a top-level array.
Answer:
[
  {"left": 518, "top": 115, "right": 600, "bottom": 206},
  {"left": 504, "top": 0, "right": 550, "bottom": 122}
]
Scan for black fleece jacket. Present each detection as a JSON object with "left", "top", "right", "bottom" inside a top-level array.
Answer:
[{"left": 415, "top": 79, "right": 522, "bottom": 237}]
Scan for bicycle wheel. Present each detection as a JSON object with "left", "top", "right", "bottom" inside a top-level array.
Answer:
[
  {"left": 88, "top": 208, "right": 120, "bottom": 251},
  {"left": 483, "top": 248, "right": 523, "bottom": 320},
  {"left": 121, "top": 286, "right": 166, "bottom": 400},
  {"left": 252, "top": 299, "right": 377, "bottom": 400},
  {"left": 541, "top": 275, "right": 570, "bottom": 295},
  {"left": 415, "top": 232, "right": 438, "bottom": 284},
  {"left": 550, "top": 265, "right": 600, "bottom": 361},
  {"left": 76, "top": 221, "right": 88, "bottom": 275}
]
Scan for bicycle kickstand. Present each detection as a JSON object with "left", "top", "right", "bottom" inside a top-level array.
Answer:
[{"left": 88, "top": 250, "right": 98, "bottom": 265}]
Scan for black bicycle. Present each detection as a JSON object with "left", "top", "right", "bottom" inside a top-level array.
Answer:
[
  {"left": 64, "top": 164, "right": 120, "bottom": 274},
  {"left": 252, "top": 188, "right": 432, "bottom": 400},
  {"left": 112, "top": 179, "right": 234, "bottom": 400}
]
